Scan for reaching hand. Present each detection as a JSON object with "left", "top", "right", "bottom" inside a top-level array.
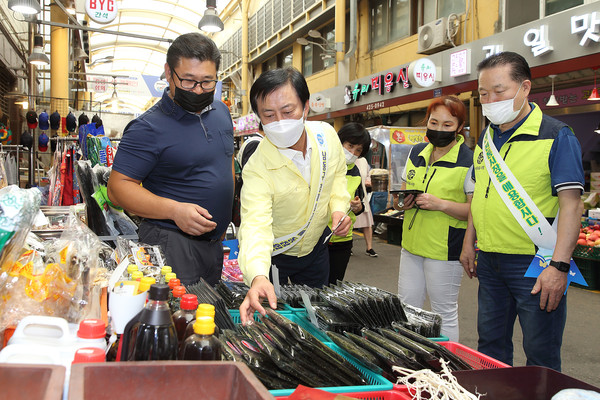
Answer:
[
  {"left": 239, "top": 276, "right": 278, "bottom": 325},
  {"left": 459, "top": 245, "right": 477, "bottom": 278},
  {"left": 531, "top": 266, "right": 567, "bottom": 312}
]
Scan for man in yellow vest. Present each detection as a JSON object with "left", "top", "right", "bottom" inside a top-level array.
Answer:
[
  {"left": 460, "top": 52, "right": 584, "bottom": 371},
  {"left": 237, "top": 68, "right": 351, "bottom": 325}
]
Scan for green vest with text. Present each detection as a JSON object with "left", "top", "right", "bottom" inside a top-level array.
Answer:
[
  {"left": 402, "top": 135, "right": 473, "bottom": 261},
  {"left": 471, "top": 104, "right": 566, "bottom": 255}
]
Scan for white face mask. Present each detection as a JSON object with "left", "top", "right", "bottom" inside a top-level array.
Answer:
[
  {"left": 262, "top": 113, "right": 305, "bottom": 148},
  {"left": 481, "top": 82, "right": 526, "bottom": 126},
  {"left": 343, "top": 147, "right": 358, "bottom": 165}
]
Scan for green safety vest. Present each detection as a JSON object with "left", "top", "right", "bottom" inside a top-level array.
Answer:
[
  {"left": 329, "top": 163, "right": 363, "bottom": 243},
  {"left": 471, "top": 104, "right": 567, "bottom": 255},
  {"left": 402, "top": 135, "right": 473, "bottom": 261}
]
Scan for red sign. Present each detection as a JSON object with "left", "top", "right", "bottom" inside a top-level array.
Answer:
[{"left": 85, "top": 0, "right": 118, "bottom": 24}]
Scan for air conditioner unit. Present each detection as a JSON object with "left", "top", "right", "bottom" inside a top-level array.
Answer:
[{"left": 417, "top": 17, "right": 451, "bottom": 55}]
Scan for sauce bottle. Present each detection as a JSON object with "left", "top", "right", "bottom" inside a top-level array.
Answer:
[
  {"left": 169, "top": 285, "right": 186, "bottom": 311},
  {"left": 172, "top": 294, "right": 198, "bottom": 346},
  {"left": 120, "top": 284, "right": 178, "bottom": 361},
  {"left": 179, "top": 318, "right": 221, "bottom": 361},
  {"left": 159, "top": 266, "right": 172, "bottom": 283},
  {"left": 138, "top": 276, "right": 156, "bottom": 294},
  {"left": 183, "top": 303, "right": 219, "bottom": 341}
]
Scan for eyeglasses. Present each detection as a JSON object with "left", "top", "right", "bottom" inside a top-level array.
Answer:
[{"left": 171, "top": 68, "right": 218, "bottom": 91}]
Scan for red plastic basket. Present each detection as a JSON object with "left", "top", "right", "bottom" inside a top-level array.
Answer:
[
  {"left": 438, "top": 341, "right": 510, "bottom": 370},
  {"left": 275, "top": 389, "right": 412, "bottom": 400}
]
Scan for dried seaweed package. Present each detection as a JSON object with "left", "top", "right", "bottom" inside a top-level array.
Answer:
[
  {"left": 343, "top": 331, "right": 402, "bottom": 381},
  {"left": 264, "top": 309, "right": 366, "bottom": 387},
  {"left": 313, "top": 304, "right": 361, "bottom": 334}
]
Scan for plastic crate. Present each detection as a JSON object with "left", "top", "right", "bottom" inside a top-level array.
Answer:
[
  {"left": 451, "top": 366, "right": 600, "bottom": 400},
  {"left": 228, "top": 309, "right": 294, "bottom": 323},
  {"left": 68, "top": 361, "right": 273, "bottom": 400},
  {"left": 0, "top": 363, "right": 65, "bottom": 400},
  {"left": 572, "top": 257, "right": 600, "bottom": 290},
  {"left": 438, "top": 341, "right": 510, "bottom": 370},
  {"left": 283, "top": 304, "right": 306, "bottom": 313},
  {"left": 269, "top": 342, "right": 394, "bottom": 397},
  {"left": 275, "top": 389, "right": 411, "bottom": 400},
  {"left": 572, "top": 244, "right": 600, "bottom": 259}
]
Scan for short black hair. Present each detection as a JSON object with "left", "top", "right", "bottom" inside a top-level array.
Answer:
[
  {"left": 338, "top": 122, "right": 371, "bottom": 158},
  {"left": 250, "top": 67, "right": 309, "bottom": 115},
  {"left": 166, "top": 32, "right": 221, "bottom": 71},
  {"left": 477, "top": 51, "right": 531, "bottom": 83}
]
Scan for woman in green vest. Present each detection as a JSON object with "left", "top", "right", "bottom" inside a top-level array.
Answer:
[
  {"left": 392, "top": 96, "right": 473, "bottom": 341},
  {"left": 327, "top": 122, "right": 371, "bottom": 284}
]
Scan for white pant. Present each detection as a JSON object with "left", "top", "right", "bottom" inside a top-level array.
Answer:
[{"left": 398, "top": 248, "right": 464, "bottom": 342}]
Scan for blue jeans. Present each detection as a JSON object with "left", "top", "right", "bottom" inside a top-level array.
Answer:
[{"left": 477, "top": 251, "right": 567, "bottom": 371}]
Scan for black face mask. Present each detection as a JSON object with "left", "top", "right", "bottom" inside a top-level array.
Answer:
[
  {"left": 173, "top": 86, "right": 214, "bottom": 113},
  {"left": 426, "top": 128, "right": 456, "bottom": 148}
]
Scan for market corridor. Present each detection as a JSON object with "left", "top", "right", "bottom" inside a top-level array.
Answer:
[{"left": 344, "top": 232, "right": 600, "bottom": 388}]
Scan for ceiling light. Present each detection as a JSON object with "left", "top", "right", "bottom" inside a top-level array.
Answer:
[
  {"left": 28, "top": 34, "right": 50, "bottom": 66},
  {"left": 73, "top": 47, "right": 88, "bottom": 61},
  {"left": 198, "top": 0, "right": 224, "bottom": 33},
  {"left": 65, "top": 0, "right": 76, "bottom": 15},
  {"left": 8, "top": 0, "right": 41, "bottom": 15},
  {"left": 308, "top": 30, "right": 323, "bottom": 39},
  {"left": 546, "top": 75, "right": 558, "bottom": 106},
  {"left": 296, "top": 38, "right": 309, "bottom": 46},
  {"left": 589, "top": 69, "right": 600, "bottom": 101}
]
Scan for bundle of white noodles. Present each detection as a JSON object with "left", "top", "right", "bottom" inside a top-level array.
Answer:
[{"left": 393, "top": 359, "right": 483, "bottom": 400}]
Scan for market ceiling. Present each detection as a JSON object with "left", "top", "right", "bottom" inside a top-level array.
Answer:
[{"left": 75, "top": 0, "right": 231, "bottom": 113}]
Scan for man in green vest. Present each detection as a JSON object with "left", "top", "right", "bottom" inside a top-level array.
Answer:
[{"left": 460, "top": 52, "right": 584, "bottom": 371}]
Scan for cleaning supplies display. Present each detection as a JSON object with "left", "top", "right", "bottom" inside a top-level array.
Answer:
[{"left": 119, "top": 284, "right": 178, "bottom": 361}]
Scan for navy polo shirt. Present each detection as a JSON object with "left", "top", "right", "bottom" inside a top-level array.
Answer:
[{"left": 112, "top": 89, "right": 234, "bottom": 239}]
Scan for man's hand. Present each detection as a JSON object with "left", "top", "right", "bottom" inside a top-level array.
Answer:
[
  {"left": 349, "top": 196, "right": 362, "bottom": 213},
  {"left": 239, "top": 275, "right": 277, "bottom": 325},
  {"left": 172, "top": 203, "right": 217, "bottom": 236},
  {"left": 531, "top": 265, "right": 567, "bottom": 312},
  {"left": 415, "top": 193, "right": 443, "bottom": 211},
  {"left": 331, "top": 210, "right": 352, "bottom": 237},
  {"left": 459, "top": 245, "right": 477, "bottom": 278}
]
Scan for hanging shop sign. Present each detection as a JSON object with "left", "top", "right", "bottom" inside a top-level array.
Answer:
[
  {"left": 529, "top": 84, "right": 598, "bottom": 109},
  {"left": 85, "top": 0, "right": 118, "bottom": 24},
  {"left": 450, "top": 49, "right": 471, "bottom": 77},
  {"left": 408, "top": 58, "right": 440, "bottom": 88},
  {"left": 309, "top": 93, "right": 330, "bottom": 113}
]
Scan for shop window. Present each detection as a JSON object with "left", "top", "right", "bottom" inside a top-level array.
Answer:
[
  {"left": 370, "top": 0, "right": 413, "bottom": 51},
  {"left": 419, "top": 0, "right": 465, "bottom": 25},
  {"left": 261, "top": 46, "right": 294, "bottom": 71},
  {"left": 301, "top": 22, "right": 336, "bottom": 77},
  {"left": 505, "top": 0, "right": 588, "bottom": 29}
]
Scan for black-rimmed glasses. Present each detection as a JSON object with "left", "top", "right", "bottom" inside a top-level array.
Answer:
[{"left": 171, "top": 68, "right": 218, "bottom": 91}]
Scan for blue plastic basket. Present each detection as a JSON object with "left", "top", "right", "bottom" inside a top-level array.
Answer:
[
  {"left": 283, "top": 304, "right": 307, "bottom": 313},
  {"left": 268, "top": 342, "right": 394, "bottom": 397},
  {"left": 228, "top": 309, "right": 294, "bottom": 323}
]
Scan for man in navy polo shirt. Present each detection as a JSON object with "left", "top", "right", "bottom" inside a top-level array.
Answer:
[{"left": 108, "top": 33, "right": 234, "bottom": 285}]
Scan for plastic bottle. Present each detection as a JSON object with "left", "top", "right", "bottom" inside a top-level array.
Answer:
[
  {"left": 164, "top": 272, "right": 177, "bottom": 286},
  {"left": 184, "top": 303, "right": 219, "bottom": 341},
  {"left": 73, "top": 347, "right": 106, "bottom": 363},
  {"left": 179, "top": 318, "right": 222, "bottom": 361},
  {"left": 131, "top": 271, "right": 144, "bottom": 281},
  {"left": 169, "top": 285, "right": 186, "bottom": 311},
  {"left": 172, "top": 294, "right": 198, "bottom": 347},
  {"left": 138, "top": 276, "right": 156, "bottom": 294},
  {"left": 127, "top": 264, "right": 139, "bottom": 279},
  {"left": 121, "top": 284, "right": 178, "bottom": 361},
  {"left": 168, "top": 278, "right": 180, "bottom": 291},
  {"left": 159, "top": 265, "right": 172, "bottom": 283}
]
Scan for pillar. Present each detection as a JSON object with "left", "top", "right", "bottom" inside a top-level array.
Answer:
[{"left": 50, "top": 0, "right": 70, "bottom": 135}]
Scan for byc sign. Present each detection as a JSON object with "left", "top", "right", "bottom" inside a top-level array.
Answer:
[{"left": 85, "top": 0, "right": 118, "bottom": 24}]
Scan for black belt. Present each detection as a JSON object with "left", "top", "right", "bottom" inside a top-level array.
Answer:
[{"left": 144, "top": 220, "right": 219, "bottom": 242}]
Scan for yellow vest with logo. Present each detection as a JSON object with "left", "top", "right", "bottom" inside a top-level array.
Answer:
[
  {"left": 472, "top": 105, "right": 566, "bottom": 255},
  {"left": 402, "top": 135, "right": 473, "bottom": 261},
  {"left": 329, "top": 164, "right": 362, "bottom": 243}
]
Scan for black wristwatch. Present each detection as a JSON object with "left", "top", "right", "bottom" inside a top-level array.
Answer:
[{"left": 549, "top": 260, "right": 570, "bottom": 273}]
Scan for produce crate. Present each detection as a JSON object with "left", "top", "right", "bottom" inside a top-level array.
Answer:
[
  {"left": 572, "top": 257, "right": 600, "bottom": 290},
  {"left": 451, "top": 366, "right": 600, "bottom": 400},
  {"left": 269, "top": 342, "right": 394, "bottom": 397},
  {"left": 0, "top": 364, "right": 65, "bottom": 400},
  {"left": 572, "top": 244, "right": 600, "bottom": 259},
  {"left": 69, "top": 361, "right": 274, "bottom": 400},
  {"left": 437, "top": 341, "right": 510, "bottom": 370}
]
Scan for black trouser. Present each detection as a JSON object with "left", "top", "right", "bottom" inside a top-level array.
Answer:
[
  {"left": 138, "top": 221, "right": 223, "bottom": 286},
  {"left": 327, "top": 239, "right": 353, "bottom": 285},
  {"left": 270, "top": 228, "right": 330, "bottom": 288}
]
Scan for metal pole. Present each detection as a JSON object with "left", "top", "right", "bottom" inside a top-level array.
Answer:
[{"left": 34, "top": 19, "right": 174, "bottom": 43}]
